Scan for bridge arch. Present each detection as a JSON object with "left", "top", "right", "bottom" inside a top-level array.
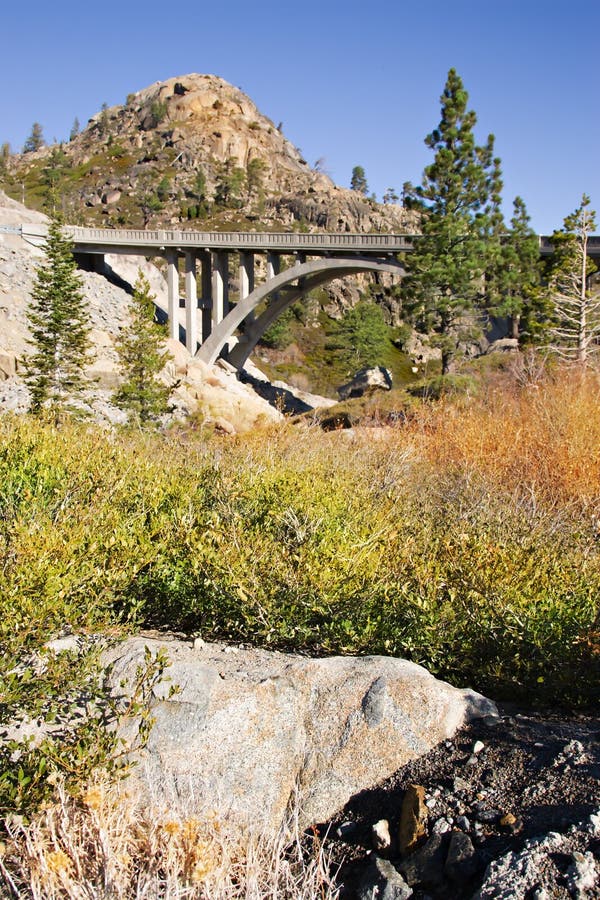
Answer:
[{"left": 196, "top": 256, "right": 405, "bottom": 368}]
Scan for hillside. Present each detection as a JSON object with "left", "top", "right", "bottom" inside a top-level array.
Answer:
[
  {"left": 1, "top": 74, "right": 414, "bottom": 235},
  {"left": 0, "top": 74, "right": 422, "bottom": 395}
]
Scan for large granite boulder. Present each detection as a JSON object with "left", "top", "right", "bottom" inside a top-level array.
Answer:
[
  {"left": 338, "top": 366, "right": 393, "bottom": 400},
  {"left": 104, "top": 638, "right": 496, "bottom": 832}
]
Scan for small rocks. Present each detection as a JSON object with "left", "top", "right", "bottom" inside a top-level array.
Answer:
[
  {"left": 356, "top": 857, "right": 412, "bottom": 900},
  {"left": 372, "top": 818, "right": 392, "bottom": 852},
  {"left": 444, "top": 831, "right": 479, "bottom": 882},
  {"left": 397, "top": 833, "right": 447, "bottom": 888},
  {"left": 566, "top": 850, "right": 598, "bottom": 895},
  {"left": 398, "top": 784, "right": 427, "bottom": 855}
]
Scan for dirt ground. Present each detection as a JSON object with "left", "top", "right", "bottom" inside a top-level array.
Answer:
[{"left": 322, "top": 704, "right": 600, "bottom": 898}]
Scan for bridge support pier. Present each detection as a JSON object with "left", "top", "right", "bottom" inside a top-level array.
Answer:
[
  {"left": 266, "top": 252, "right": 281, "bottom": 306},
  {"left": 239, "top": 252, "right": 255, "bottom": 325},
  {"left": 166, "top": 250, "right": 180, "bottom": 342},
  {"left": 212, "top": 251, "right": 229, "bottom": 328},
  {"left": 184, "top": 251, "right": 198, "bottom": 354},
  {"left": 199, "top": 250, "right": 212, "bottom": 341}
]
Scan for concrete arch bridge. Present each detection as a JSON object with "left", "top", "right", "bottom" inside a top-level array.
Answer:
[
  {"left": 16, "top": 225, "right": 600, "bottom": 370},
  {"left": 19, "top": 225, "right": 409, "bottom": 368}
]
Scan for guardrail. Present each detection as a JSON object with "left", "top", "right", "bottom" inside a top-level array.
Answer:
[
  {"left": 62, "top": 227, "right": 415, "bottom": 253},
  {"left": 17, "top": 225, "right": 600, "bottom": 257}
]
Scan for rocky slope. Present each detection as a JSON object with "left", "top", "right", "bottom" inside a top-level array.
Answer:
[{"left": 2, "top": 73, "right": 415, "bottom": 236}]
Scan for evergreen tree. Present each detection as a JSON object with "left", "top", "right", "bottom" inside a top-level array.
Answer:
[
  {"left": 214, "top": 159, "right": 246, "bottom": 208},
  {"left": 113, "top": 272, "right": 171, "bottom": 424},
  {"left": 401, "top": 69, "right": 495, "bottom": 373},
  {"left": 546, "top": 195, "right": 599, "bottom": 366},
  {"left": 330, "top": 301, "right": 389, "bottom": 371},
  {"left": 499, "top": 197, "right": 544, "bottom": 341},
  {"left": 25, "top": 218, "right": 92, "bottom": 414},
  {"left": 69, "top": 117, "right": 80, "bottom": 141},
  {"left": 0, "top": 142, "right": 10, "bottom": 175},
  {"left": 350, "top": 165, "right": 368, "bottom": 195},
  {"left": 23, "top": 122, "right": 45, "bottom": 153}
]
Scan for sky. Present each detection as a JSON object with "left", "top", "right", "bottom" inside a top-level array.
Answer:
[{"left": 2, "top": 0, "right": 598, "bottom": 233}]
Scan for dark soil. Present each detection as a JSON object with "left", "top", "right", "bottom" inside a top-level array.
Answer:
[{"left": 320, "top": 704, "right": 600, "bottom": 898}]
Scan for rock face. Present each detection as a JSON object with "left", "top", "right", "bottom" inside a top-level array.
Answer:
[
  {"left": 5, "top": 74, "right": 417, "bottom": 237},
  {"left": 105, "top": 637, "right": 496, "bottom": 832}
]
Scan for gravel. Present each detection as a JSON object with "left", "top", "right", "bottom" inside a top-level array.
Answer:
[{"left": 322, "top": 704, "right": 600, "bottom": 898}]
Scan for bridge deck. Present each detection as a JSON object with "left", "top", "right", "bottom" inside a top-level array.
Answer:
[{"left": 10, "top": 224, "right": 600, "bottom": 258}]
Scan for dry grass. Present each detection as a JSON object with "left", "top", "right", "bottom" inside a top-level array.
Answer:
[{"left": 1, "top": 779, "right": 338, "bottom": 899}]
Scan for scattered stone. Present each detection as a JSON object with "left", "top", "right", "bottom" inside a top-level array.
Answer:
[
  {"left": 453, "top": 776, "right": 470, "bottom": 793},
  {"left": 444, "top": 830, "right": 479, "bottom": 882},
  {"left": 44, "top": 635, "right": 81, "bottom": 654},
  {"left": 372, "top": 818, "right": 392, "bottom": 852},
  {"left": 397, "top": 833, "right": 447, "bottom": 888},
  {"left": 336, "top": 821, "right": 358, "bottom": 840},
  {"left": 473, "top": 804, "right": 502, "bottom": 825},
  {"left": 192, "top": 637, "right": 205, "bottom": 651},
  {"left": 455, "top": 815, "right": 471, "bottom": 831},
  {"left": 356, "top": 856, "right": 413, "bottom": 900},
  {"left": 102, "top": 189, "right": 121, "bottom": 205},
  {"left": 566, "top": 850, "right": 598, "bottom": 894},
  {"left": 398, "top": 784, "right": 428, "bottom": 855},
  {"left": 472, "top": 740, "right": 485, "bottom": 754},
  {"left": 432, "top": 818, "right": 451, "bottom": 834}
]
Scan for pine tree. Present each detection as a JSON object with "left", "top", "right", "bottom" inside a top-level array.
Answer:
[
  {"left": 546, "top": 195, "right": 599, "bottom": 366},
  {"left": 329, "top": 301, "right": 389, "bottom": 371},
  {"left": 402, "top": 69, "right": 495, "bottom": 373},
  {"left": 498, "top": 197, "right": 544, "bottom": 341},
  {"left": 25, "top": 218, "right": 92, "bottom": 414},
  {"left": 113, "top": 272, "right": 171, "bottom": 424},
  {"left": 23, "top": 122, "right": 45, "bottom": 153},
  {"left": 350, "top": 166, "right": 368, "bottom": 195},
  {"left": 69, "top": 117, "right": 80, "bottom": 142}
]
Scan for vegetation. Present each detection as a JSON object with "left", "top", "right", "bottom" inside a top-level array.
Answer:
[
  {"left": 113, "top": 272, "right": 172, "bottom": 424},
  {"left": 23, "top": 122, "right": 45, "bottom": 153},
  {"left": 545, "top": 194, "right": 599, "bottom": 366},
  {"left": 24, "top": 218, "right": 92, "bottom": 415},
  {"left": 401, "top": 69, "right": 497, "bottom": 374},
  {"left": 350, "top": 165, "right": 368, "bottom": 195},
  {"left": 328, "top": 301, "right": 390, "bottom": 371},
  {"left": 1, "top": 364, "right": 599, "bottom": 886}
]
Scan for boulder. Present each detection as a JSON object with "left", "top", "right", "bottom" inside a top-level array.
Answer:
[
  {"left": 0, "top": 349, "right": 17, "bottom": 380},
  {"left": 104, "top": 638, "right": 496, "bottom": 833},
  {"left": 338, "top": 366, "right": 393, "bottom": 400},
  {"left": 486, "top": 338, "right": 519, "bottom": 354},
  {"left": 102, "top": 190, "right": 122, "bottom": 205}
]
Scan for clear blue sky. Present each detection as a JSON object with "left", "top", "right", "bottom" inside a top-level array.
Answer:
[{"left": 2, "top": 0, "right": 598, "bottom": 232}]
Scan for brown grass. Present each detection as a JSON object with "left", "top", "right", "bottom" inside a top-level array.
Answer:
[{"left": 1, "top": 779, "right": 338, "bottom": 899}]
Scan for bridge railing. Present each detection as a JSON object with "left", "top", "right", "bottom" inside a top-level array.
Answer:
[{"left": 63, "top": 227, "right": 415, "bottom": 252}]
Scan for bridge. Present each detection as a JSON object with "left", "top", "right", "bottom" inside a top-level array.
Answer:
[{"left": 10, "top": 224, "right": 600, "bottom": 369}]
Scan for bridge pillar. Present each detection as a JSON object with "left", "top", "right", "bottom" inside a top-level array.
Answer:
[
  {"left": 184, "top": 251, "right": 198, "bottom": 354},
  {"left": 212, "top": 251, "right": 229, "bottom": 328},
  {"left": 166, "top": 250, "right": 180, "bottom": 342},
  {"left": 266, "top": 251, "right": 281, "bottom": 281},
  {"left": 199, "top": 250, "right": 212, "bottom": 341},
  {"left": 239, "top": 252, "right": 255, "bottom": 326},
  {"left": 266, "top": 251, "right": 281, "bottom": 305},
  {"left": 239, "top": 252, "right": 255, "bottom": 299}
]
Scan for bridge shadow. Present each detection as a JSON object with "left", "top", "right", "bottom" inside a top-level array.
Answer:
[{"left": 237, "top": 368, "right": 314, "bottom": 415}]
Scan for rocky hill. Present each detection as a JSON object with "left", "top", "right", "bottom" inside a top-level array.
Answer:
[
  {"left": 0, "top": 74, "right": 420, "bottom": 399},
  {"left": 2, "top": 74, "right": 415, "bottom": 236}
]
